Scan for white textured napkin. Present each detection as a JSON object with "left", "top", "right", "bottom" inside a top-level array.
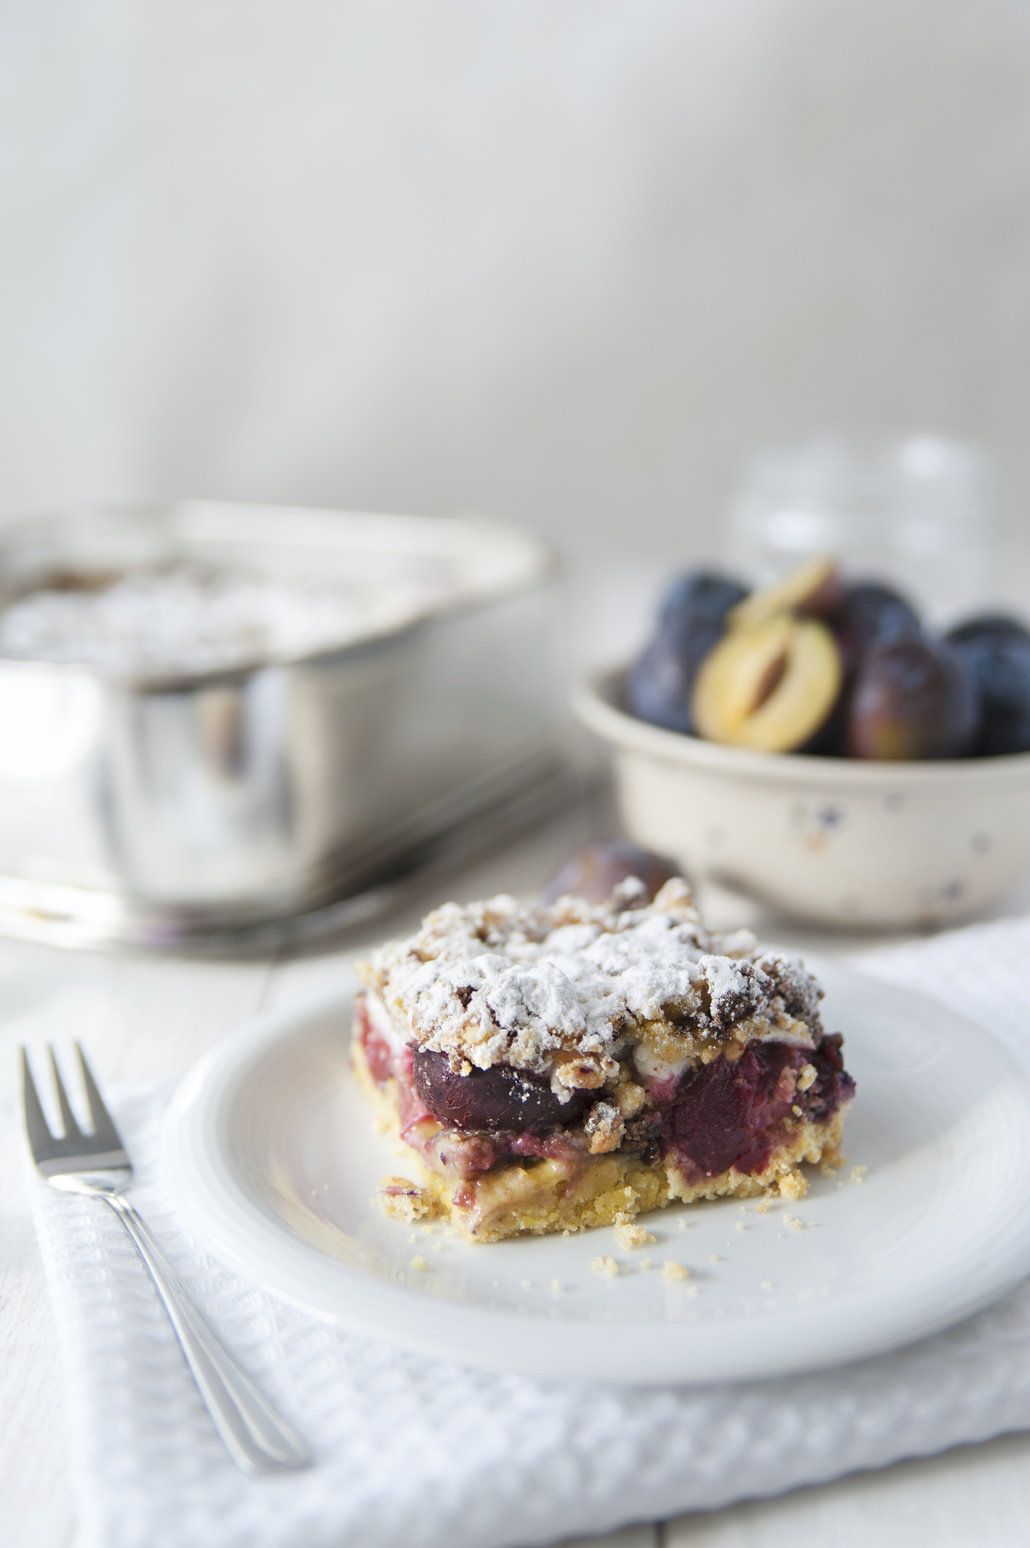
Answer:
[{"left": 30, "top": 914, "right": 1030, "bottom": 1548}]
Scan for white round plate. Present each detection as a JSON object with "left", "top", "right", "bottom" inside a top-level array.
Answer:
[{"left": 163, "top": 963, "right": 1030, "bottom": 1385}]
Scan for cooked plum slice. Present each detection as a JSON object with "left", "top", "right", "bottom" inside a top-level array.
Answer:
[
  {"left": 846, "top": 637, "right": 980, "bottom": 759},
  {"left": 692, "top": 615, "right": 843, "bottom": 753},
  {"left": 660, "top": 1036, "right": 853, "bottom": 1181},
  {"left": 544, "top": 840, "right": 681, "bottom": 904},
  {"left": 413, "top": 1049, "right": 593, "bottom": 1134}
]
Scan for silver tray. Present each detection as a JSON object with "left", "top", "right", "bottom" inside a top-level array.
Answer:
[{"left": 0, "top": 501, "right": 565, "bottom": 952}]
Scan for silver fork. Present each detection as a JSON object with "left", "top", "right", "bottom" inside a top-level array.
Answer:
[{"left": 21, "top": 1042, "right": 311, "bottom": 1474}]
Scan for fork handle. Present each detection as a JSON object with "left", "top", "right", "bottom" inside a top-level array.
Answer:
[{"left": 104, "top": 1193, "right": 311, "bottom": 1473}]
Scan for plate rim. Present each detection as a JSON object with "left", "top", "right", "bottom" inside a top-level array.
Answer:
[{"left": 162, "top": 962, "right": 1030, "bottom": 1385}]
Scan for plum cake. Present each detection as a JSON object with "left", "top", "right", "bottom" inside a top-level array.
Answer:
[{"left": 352, "top": 877, "right": 854, "bottom": 1242}]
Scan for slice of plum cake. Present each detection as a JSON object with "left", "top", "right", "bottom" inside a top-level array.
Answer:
[{"left": 352, "top": 877, "right": 854, "bottom": 1242}]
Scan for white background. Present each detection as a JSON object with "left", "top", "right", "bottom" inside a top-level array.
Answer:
[{"left": 2, "top": 1, "right": 1030, "bottom": 579}]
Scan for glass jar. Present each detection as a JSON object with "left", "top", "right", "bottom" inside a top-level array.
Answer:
[{"left": 724, "top": 434, "right": 1004, "bottom": 621}]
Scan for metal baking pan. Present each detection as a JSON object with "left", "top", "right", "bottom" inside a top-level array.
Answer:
[{"left": 0, "top": 501, "right": 566, "bottom": 951}]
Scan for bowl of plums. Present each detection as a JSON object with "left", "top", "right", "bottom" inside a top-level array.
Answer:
[{"left": 575, "top": 557, "right": 1030, "bottom": 928}]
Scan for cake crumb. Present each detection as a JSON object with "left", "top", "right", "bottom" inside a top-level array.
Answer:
[
  {"left": 379, "top": 1176, "right": 440, "bottom": 1224},
  {"left": 591, "top": 1255, "right": 620, "bottom": 1279},
  {"left": 755, "top": 1199, "right": 772, "bottom": 1215},
  {"left": 663, "top": 1260, "right": 692, "bottom": 1282},
  {"left": 707, "top": 1253, "right": 723, "bottom": 1264},
  {"left": 549, "top": 1278, "right": 564, "bottom": 1296},
  {"left": 850, "top": 1165, "right": 867, "bottom": 1185},
  {"left": 613, "top": 1211, "right": 656, "bottom": 1249},
  {"left": 409, "top": 1254, "right": 429, "bottom": 1271},
  {"left": 676, "top": 1217, "right": 687, "bottom": 1231},
  {"left": 777, "top": 1170, "right": 807, "bottom": 1202},
  {"left": 784, "top": 1214, "right": 811, "bottom": 1232},
  {"left": 735, "top": 1220, "right": 747, "bottom": 1232}
]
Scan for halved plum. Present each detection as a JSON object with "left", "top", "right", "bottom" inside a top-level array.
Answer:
[
  {"left": 728, "top": 556, "right": 842, "bottom": 633},
  {"left": 692, "top": 615, "right": 843, "bottom": 753}
]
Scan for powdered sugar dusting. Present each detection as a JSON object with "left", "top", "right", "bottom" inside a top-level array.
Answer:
[
  {"left": 0, "top": 561, "right": 430, "bottom": 675},
  {"left": 361, "top": 879, "right": 822, "bottom": 1083}
]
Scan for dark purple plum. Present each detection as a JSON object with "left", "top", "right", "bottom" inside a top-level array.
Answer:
[
  {"left": 413, "top": 1049, "right": 592, "bottom": 1134},
  {"left": 627, "top": 569, "right": 749, "bottom": 734},
  {"left": 947, "top": 630, "right": 1030, "bottom": 756},
  {"left": 832, "top": 582, "right": 921, "bottom": 671},
  {"left": 946, "top": 613, "right": 1030, "bottom": 651},
  {"left": 625, "top": 614, "right": 724, "bottom": 733},
  {"left": 658, "top": 569, "right": 749, "bottom": 629},
  {"left": 544, "top": 840, "right": 681, "bottom": 904},
  {"left": 846, "top": 637, "right": 980, "bottom": 760}
]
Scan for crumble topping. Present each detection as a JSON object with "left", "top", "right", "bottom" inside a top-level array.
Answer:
[
  {"left": 584, "top": 1101, "right": 625, "bottom": 1154},
  {"left": 360, "top": 878, "right": 822, "bottom": 1083},
  {"left": 662, "top": 1261, "right": 692, "bottom": 1282}
]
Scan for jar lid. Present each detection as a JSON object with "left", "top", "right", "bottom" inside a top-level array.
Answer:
[{"left": 737, "top": 433, "right": 1000, "bottom": 537}]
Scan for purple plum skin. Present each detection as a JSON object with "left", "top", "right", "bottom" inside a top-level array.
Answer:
[
  {"left": 947, "top": 627, "right": 1030, "bottom": 756},
  {"left": 625, "top": 614, "right": 723, "bottom": 734},
  {"left": 658, "top": 569, "right": 749, "bottom": 629},
  {"left": 626, "top": 568, "right": 748, "bottom": 735},
  {"left": 832, "top": 582, "right": 921, "bottom": 671},
  {"left": 846, "top": 637, "right": 980, "bottom": 760},
  {"left": 946, "top": 614, "right": 1030, "bottom": 652},
  {"left": 544, "top": 840, "right": 681, "bottom": 904}
]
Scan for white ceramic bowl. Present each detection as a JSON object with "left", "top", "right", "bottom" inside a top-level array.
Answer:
[{"left": 575, "top": 667, "right": 1030, "bottom": 930}]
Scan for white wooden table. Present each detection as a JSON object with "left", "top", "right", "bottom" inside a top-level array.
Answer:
[{"left": 3, "top": 809, "right": 1029, "bottom": 1548}]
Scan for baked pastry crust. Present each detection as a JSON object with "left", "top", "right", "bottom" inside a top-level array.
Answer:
[{"left": 353, "top": 878, "right": 854, "bottom": 1242}]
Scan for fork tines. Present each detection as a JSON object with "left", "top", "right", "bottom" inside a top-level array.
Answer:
[{"left": 21, "top": 1042, "right": 125, "bottom": 1159}]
